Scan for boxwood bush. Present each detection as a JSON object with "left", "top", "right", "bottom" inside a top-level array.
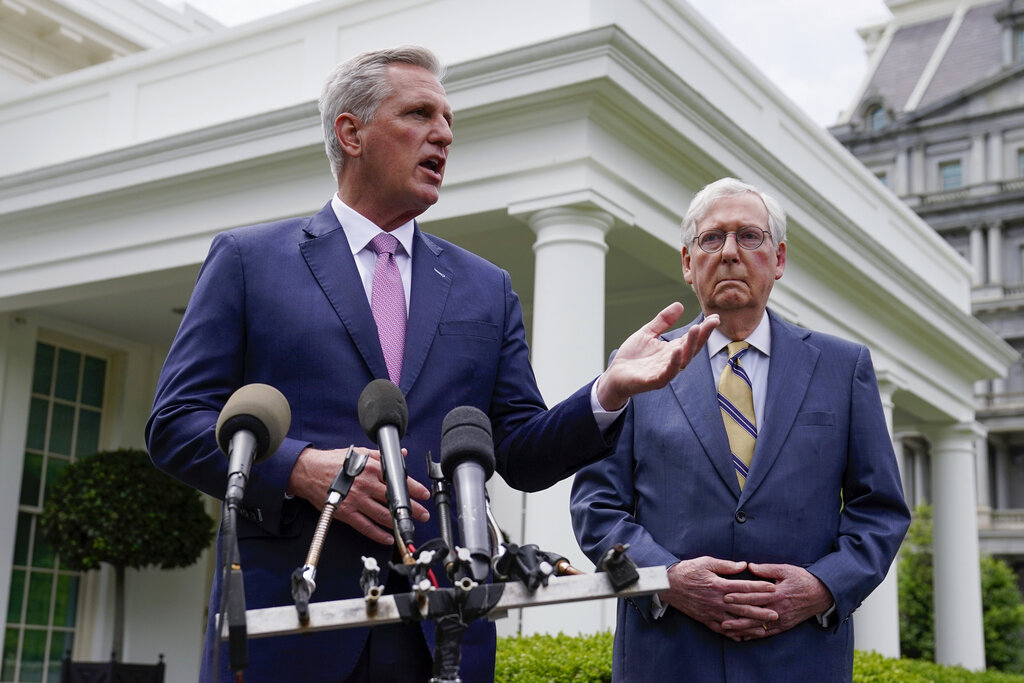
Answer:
[{"left": 495, "top": 632, "right": 1024, "bottom": 682}]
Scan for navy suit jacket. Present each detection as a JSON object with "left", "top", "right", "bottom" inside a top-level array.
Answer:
[
  {"left": 146, "top": 203, "right": 620, "bottom": 682},
  {"left": 571, "top": 310, "right": 910, "bottom": 682}
]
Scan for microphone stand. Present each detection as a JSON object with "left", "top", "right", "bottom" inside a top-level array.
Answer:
[{"left": 220, "top": 501, "right": 248, "bottom": 682}]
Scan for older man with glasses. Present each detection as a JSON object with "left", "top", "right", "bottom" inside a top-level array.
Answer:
[{"left": 571, "top": 177, "right": 910, "bottom": 682}]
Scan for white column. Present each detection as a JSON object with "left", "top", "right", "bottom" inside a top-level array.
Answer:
[
  {"left": 987, "top": 221, "right": 1003, "bottom": 286},
  {"left": 987, "top": 129, "right": 1003, "bottom": 181},
  {"left": 853, "top": 377, "right": 902, "bottom": 657},
  {"left": 975, "top": 436, "right": 992, "bottom": 529},
  {"left": 928, "top": 423, "right": 986, "bottom": 671},
  {"left": 993, "top": 436, "right": 1011, "bottom": 510},
  {"left": 913, "top": 442, "right": 929, "bottom": 507},
  {"left": 911, "top": 145, "right": 926, "bottom": 194},
  {"left": 969, "top": 134, "right": 986, "bottom": 185},
  {"left": 969, "top": 225, "right": 985, "bottom": 286},
  {"left": 893, "top": 147, "right": 910, "bottom": 196},
  {"left": 507, "top": 206, "right": 614, "bottom": 637}
]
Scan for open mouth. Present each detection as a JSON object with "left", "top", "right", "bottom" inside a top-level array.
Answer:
[{"left": 420, "top": 157, "right": 444, "bottom": 178}]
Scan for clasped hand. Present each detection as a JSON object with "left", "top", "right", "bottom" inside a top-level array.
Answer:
[
  {"left": 659, "top": 557, "right": 832, "bottom": 642},
  {"left": 288, "top": 446, "right": 430, "bottom": 545}
]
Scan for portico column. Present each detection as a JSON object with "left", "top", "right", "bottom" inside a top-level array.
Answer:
[
  {"left": 853, "top": 376, "right": 903, "bottom": 657},
  {"left": 993, "top": 436, "right": 1010, "bottom": 510},
  {"left": 521, "top": 206, "right": 614, "bottom": 636},
  {"left": 910, "top": 145, "right": 926, "bottom": 195},
  {"left": 969, "top": 224, "right": 985, "bottom": 286},
  {"left": 987, "top": 221, "right": 1003, "bottom": 286},
  {"left": 928, "top": 423, "right": 986, "bottom": 671},
  {"left": 975, "top": 436, "right": 992, "bottom": 529},
  {"left": 987, "top": 129, "right": 1003, "bottom": 181}
]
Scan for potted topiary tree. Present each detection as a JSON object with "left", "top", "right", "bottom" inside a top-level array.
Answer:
[{"left": 40, "top": 448, "right": 215, "bottom": 681}]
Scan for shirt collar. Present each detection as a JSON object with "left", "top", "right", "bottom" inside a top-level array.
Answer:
[
  {"left": 331, "top": 194, "right": 415, "bottom": 257},
  {"left": 707, "top": 311, "right": 772, "bottom": 358}
]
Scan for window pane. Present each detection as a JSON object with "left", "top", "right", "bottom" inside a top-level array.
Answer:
[
  {"left": 43, "top": 458, "right": 68, "bottom": 501},
  {"left": 53, "top": 351, "right": 80, "bottom": 403},
  {"left": 47, "top": 405, "right": 74, "bottom": 457},
  {"left": 2, "top": 628, "right": 19, "bottom": 683},
  {"left": 32, "top": 344, "right": 54, "bottom": 396},
  {"left": 31, "top": 531, "right": 54, "bottom": 570},
  {"left": 74, "top": 410, "right": 100, "bottom": 459},
  {"left": 52, "top": 577, "right": 77, "bottom": 629},
  {"left": 19, "top": 629, "right": 44, "bottom": 683},
  {"left": 47, "top": 632, "right": 71, "bottom": 683},
  {"left": 7, "top": 570, "right": 25, "bottom": 623},
  {"left": 19, "top": 453, "right": 42, "bottom": 508},
  {"left": 940, "top": 161, "right": 962, "bottom": 190},
  {"left": 24, "top": 575, "right": 52, "bottom": 626},
  {"left": 25, "top": 399, "right": 49, "bottom": 452},
  {"left": 13, "top": 514, "right": 32, "bottom": 567},
  {"left": 79, "top": 357, "right": 105, "bottom": 408}
]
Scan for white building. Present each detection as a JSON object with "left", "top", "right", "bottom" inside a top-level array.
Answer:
[{"left": 0, "top": 1, "right": 1014, "bottom": 681}]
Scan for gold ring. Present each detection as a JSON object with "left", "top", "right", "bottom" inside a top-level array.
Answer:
[{"left": 762, "top": 623, "right": 769, "bottom": 632}]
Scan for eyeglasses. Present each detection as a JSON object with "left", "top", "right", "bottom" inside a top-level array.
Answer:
[{"left": 694, "top": 226, "right": 773, "bottom": 253}]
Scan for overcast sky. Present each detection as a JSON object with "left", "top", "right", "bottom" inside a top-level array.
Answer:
[{"left": 164, "top": 0, "right": 893, "bottom": 128}]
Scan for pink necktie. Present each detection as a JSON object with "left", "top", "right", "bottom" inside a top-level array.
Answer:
[{"left": 369, "top": 233, "right": 406, "bottom": 385}]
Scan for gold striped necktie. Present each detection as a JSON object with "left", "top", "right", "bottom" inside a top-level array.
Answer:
[{"left": 719, "top": 341, "right": 757, "bottom": 489}]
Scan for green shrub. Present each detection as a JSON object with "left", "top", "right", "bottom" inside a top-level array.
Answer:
[
  {"left": 495, "top": 632, "right": 1024, "bottom": 682},
  {"left": 496, "top": 631, "right": 612, "bottom": 683},
  {"left": 898, "top": 503, "right": 1024, "bottom": 672}
]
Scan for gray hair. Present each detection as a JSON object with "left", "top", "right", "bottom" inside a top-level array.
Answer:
[
  {"left": 318, "top": 45, "right": 445, "bottom": 179},
  {"left": 680, "top": 177, "right": 787, "bottom": 247}
]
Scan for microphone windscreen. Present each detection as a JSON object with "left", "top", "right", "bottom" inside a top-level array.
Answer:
[
  {"left": 215, "top": 384, "right": 292, "bottom": 463},
  {"left": 440, "top": 405, "right": 495, "bottom": 480},
  {"left": 358, "top": 379, "right": 409, "bottom": 441}
]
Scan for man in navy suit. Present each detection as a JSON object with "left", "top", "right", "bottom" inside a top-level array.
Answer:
[
  {"left": 571, "top": 178, "right": 910, "bottom": 682},
  {"left": 146, "top": 46, "right": 717, "bottom": 683}
]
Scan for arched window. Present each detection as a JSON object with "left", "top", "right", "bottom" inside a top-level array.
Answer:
[{"left": 868, "top": 105, "right": 889, "bottom": 131}]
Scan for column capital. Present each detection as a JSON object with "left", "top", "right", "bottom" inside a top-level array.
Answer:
[
  {"left": 518, "top": 205, "right": 615, "bottom": 255},
  {"left": 875, "top": 369, "right": 906, "bottom": 400},
  {"left": 923, "top": 421, "right": 987, "bottom": 449}
]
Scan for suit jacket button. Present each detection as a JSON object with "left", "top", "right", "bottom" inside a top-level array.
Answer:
[{"left": 735, "top": 510, "right": 747, "bottom": 523}]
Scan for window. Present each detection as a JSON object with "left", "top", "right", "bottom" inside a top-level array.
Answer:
[
  {"left": 1016, "top": 27, "right": 1024, "bottom": 63},
  {"left": 876, "top": 171, "right": 889, "bottom": 187},
  {"left": 869, "top": 105, "right": 888, "bottom": 131},
  {"left": 939, "top": 160, "right": 963, "bottom": 190},
  {"left": 1018, "top": 149, "right": 1024, "bottom": 177},
  {"left": 3, "top": 342, "right": 107, "bottom": 683}
]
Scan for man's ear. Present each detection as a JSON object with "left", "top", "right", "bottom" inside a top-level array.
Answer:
[
  {"left": 682, "top": 245, "right": 694, "bottom": 284},
  {"left": 335, "top": 113, "right": 362, "bottom": 157}
]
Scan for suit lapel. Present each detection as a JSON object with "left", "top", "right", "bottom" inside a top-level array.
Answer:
[
  {"left": 740, "top": 310, "right": 819, "bottom": 500},
  {"left": 668, "top": 319, "right": 742, "bottom": 498},
  {"left": 299, "top": 203, "right": 389, "bottom": 380},
  {"left": 401, "top": 228, "right": 452, "bottom": 392}
]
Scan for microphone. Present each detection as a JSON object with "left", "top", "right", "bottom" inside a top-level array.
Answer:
[
  {"left": 440, "top": 405, "right": 496, "bottom": 582},
  {"left": 358, "top": 379, "right": 415, "bottom": 546},
  {"left": 216, "top": 383, "right": 291, "bottom": 507}
]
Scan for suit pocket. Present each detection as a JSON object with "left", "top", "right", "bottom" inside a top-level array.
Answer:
[
  {"left": 794, "top": 411, "right": 835, "bottom": 427},
  {"left": 438, "top": 320, "right": 499, "bottom": 340}
]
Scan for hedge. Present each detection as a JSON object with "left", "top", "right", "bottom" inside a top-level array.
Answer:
[{"left": 495, "top": 632, "right": 1024, "bottom": 682}]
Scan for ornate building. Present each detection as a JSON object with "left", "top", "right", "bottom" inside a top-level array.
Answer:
[{"left": 831, "top": 0, "right": 1024, "bottom": 587}]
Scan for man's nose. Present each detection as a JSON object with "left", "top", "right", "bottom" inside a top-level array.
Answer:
[
  {"left": 432, "top": 117, "right": 453, "bottom": 146},
  {"left": 720, "top": 232, "right": 741, "bottom": 258}
]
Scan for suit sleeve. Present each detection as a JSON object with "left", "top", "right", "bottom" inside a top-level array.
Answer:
[
  {"left": 805, "top": 345, "right": 911, "bottom": 625},
  {"left": 570, "top": 401, "right": 678, "bottom": 620},
  {"left": 489, "top": 269, "right": 623, "bottom": 492},
  {"left": 145, "top": 232, "right": 308, "bottom": 534}
]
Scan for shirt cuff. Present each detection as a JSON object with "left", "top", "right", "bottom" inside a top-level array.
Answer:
[
  {"left": 815, "top": 602, "right": 837, "bottom": 628},
  {"left": 590, "top": 373, "right": 627, "bottom": 432}
]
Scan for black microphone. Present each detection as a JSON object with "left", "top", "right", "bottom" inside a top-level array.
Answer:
[
  {"left": 440, "top": 405, "right": 496, "bottom": 582},
  {"left": 216, "top": 383, "right": 291, "bottom": 507},
  {"left": 358, "top": 379, "right": 415, "bottom": 546}
]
